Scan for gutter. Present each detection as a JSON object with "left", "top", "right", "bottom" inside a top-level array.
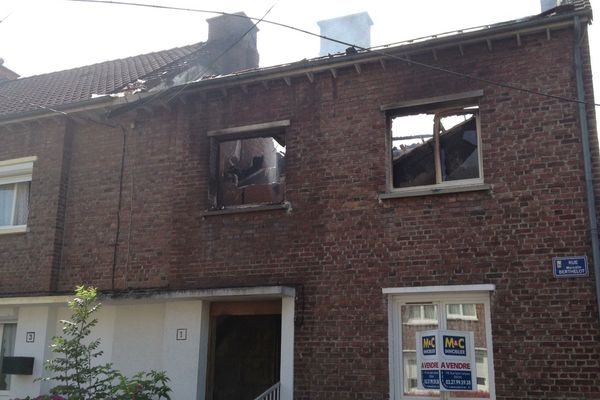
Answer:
[
  {"left": 573, "top": 15, "right": 600, "bottom": 325},
  {"left": 0, "top": 89, "right": 173, "bottom": 127},
  {"left": 107, "top": 9, "right": 591, "bottom": 118},
  {"left": 174, "top": 14, "right": 592, "bottom": 93},
  {"left": 0, "top": 8, "right": 593, "bottom": 124}
]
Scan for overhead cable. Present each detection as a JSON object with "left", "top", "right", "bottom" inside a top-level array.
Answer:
[{"left": 66, "top": 0, "right": 600, "bottom": 108}]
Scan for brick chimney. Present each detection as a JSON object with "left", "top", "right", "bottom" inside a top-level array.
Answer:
[
  {"left": 540, "top": 0, "right": 559, "bottom": 12},
  {"left": 205, "top": 12, "right": 259, "bottom": 75},
  {"left": 317, "top": 12, "right": 373, "bottom": 56},
  {"left": 0, "top": 59, "right": 19, "bottom": 82}
]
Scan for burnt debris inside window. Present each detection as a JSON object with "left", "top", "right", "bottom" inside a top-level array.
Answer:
[
  {"left": 218, "top": 135, "right": 286, "bottom": 207},
  {"left": 391, "top": 106, "right": 480, "bottom": 189}
]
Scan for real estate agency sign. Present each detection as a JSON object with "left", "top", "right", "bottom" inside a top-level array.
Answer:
[{"left": 416, "top": 330, "right": 476, "bottom": 391}]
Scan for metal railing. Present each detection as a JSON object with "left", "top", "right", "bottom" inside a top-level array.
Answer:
[{"left": 253, "top": 381, "right": 281, "bottom": 400}]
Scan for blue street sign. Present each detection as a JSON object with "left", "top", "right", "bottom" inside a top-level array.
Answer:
[{"left": 553, "top": 256, "right": 588, "bottom": 278}]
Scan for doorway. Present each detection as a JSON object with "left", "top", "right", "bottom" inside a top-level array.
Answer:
[{"left": 206, "top": 301, "right": 281, "bottom": 400}]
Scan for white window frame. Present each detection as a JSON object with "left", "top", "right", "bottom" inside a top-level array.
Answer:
[
  {"left": 381, "top": 91, "right": 487, "bottom": 197},
  {"left": 0, "top": 157, "right": 36, "bottom": 234},
  {"left": 446, "top": 303, "right": 478, "bottom": 321},
  {"left": 405, "top": 304, "right": 438, "bottom": 325},
  {"left": 384, "top": 285, "right": 496, "bottom": 400}
]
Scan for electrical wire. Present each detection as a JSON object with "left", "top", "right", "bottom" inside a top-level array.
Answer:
[
  {"left": 0, "top": 2, "right": 276, "bottom": 293},
  {"left": 66, "top": 0, "right": 600, "bottom": 108},
  {"left": 0, "top": 11, "right": 13, "bottom": 24}
]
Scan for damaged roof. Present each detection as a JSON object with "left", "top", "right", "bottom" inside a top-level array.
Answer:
[
  {"left": 569, "top": 0, "right": 593, "bottom": 12},
  {"left": 0, "top": 42, "right": 204, "bottom": 118},
  {"left": 0, "top": 1, "right": 593, "bottom": 121}
]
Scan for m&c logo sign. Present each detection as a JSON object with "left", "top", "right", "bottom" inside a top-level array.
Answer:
[
  {"left": 422, "top": 335, "right": 436, "bottom": 355},
  {"left": 417, "top": 330, "right": 475, "bottom": 392},
  {"left": 443, "top": 335, "right": 466, "bottom": 356}
]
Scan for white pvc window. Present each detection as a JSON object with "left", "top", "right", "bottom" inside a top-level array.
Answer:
[
  {"left": 406, "top": 304, "right": 438, "bottom": 325},
  {"left": 386, "top": 287, "right": 496, "bottom": 400},
  {"left": 0, "top": 182, "right": 30, "bottom": 226},
  {"left": 0, "top": 157, "right": 35, "bottom": 233},
  {"left": 447, "top": 304, "right": 477, "bottom": 321}
]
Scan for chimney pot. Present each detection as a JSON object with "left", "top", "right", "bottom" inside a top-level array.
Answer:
[
  {"left": 317, "top": 12, "right": 373, "bottom": 57},
  {"left": 540, "top": 0, "right": 561, "bottom": 13}
]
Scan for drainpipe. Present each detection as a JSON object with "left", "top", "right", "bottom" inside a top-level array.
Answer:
[{"left": 573, "top": 15, "right": 600, "bottom": 324}]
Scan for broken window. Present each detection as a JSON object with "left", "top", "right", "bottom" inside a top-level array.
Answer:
[
  {"left": 208, "top": 121, "right": 288, "bottom": 209},
  {"left": 391, "top": 105, "right": 481, "bottom": 189}
]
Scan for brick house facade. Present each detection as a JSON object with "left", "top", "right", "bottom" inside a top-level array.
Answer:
[{"left": 0, "top": 3, "right": 598, "bottom": 400}]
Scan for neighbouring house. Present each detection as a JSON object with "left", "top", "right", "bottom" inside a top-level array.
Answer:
[{"left": 0, "top": 1, "right": 599, "bottom": 399}]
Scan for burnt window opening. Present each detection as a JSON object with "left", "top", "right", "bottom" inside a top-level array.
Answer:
[
  {"left": 391, "top": 105, "right": 481, "bottom": 189},
  {"left": 211, "top": 133, "right": 286, "bottom": 209}
]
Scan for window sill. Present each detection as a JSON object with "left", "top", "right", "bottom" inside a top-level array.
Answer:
[
  {"left": 0, "top": 225, "right": 27, "bottom": 235},
  {"left": 202, "top": 202, "right": 291, "bottom": 217},
  {"left": 379, "top": 183, "right": 491, "bottom": 200}
]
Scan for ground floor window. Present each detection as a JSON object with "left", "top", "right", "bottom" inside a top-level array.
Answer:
[
  {"left": 0, "top": 323, "right": 17, "bottom": 390},
  {"left": 385, "top": 286, "right": 495, "bottom": 399}
]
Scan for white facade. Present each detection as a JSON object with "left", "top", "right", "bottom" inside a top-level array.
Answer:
[{"left": 0, "top": 287, "right": 295, "bottom": 400}]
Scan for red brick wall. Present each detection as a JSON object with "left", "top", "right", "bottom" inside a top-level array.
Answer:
[
  {"left": 0, "top": 119, "right": 70, "bottom": 294},
  {"left": 0, "top": 26, "right": 599, "bottom": 398}
]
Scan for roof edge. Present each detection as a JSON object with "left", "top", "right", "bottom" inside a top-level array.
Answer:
[{"left": 0, "top": 8, "right": 591, "bottom": 124}]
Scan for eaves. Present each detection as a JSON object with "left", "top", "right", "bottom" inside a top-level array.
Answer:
[
  {"left": 0, "top": 7, "right": 592, "bottom": 125},
  {"left": 174, "top": 8, "right": 592, "bottom": 95}
]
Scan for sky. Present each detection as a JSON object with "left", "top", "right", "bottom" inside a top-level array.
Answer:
[{"left": 0, "top": 0, "right": 598, "bottom": 103}]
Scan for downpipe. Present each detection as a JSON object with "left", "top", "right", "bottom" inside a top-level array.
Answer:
[{"left": 573, "top": 16, "right": 600, "bottom": 325}]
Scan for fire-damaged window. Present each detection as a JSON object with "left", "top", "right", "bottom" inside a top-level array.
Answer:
[
  {"left": 390, "top": 104, "right": 482, "bottom": 190},
  {"left": 208, "top": 120, "right": 288, "bottom": 209}
]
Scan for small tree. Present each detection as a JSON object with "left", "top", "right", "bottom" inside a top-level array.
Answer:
[{"left": 40, "top": 286, "right": 171, "bottom": 400}]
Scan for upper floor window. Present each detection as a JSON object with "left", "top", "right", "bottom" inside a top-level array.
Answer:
[
  {"left": 208, "top": 121, "right": 288, "bottom": 210},
  {"left": 382, "top": 91, "right": 484, "bottom": 195},
  {"left": 0, "top": 157, "right": 35, "bottom": 234}
]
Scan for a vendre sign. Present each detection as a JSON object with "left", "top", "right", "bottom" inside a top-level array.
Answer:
[{"left": 416, "top": 329, "right": 476, "bottom": 391}]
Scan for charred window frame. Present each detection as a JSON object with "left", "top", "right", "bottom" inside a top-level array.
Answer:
[
  {"left": 382, "top": 91, "right": 485, "bottom": 194},
  {"left": 207, "top": 120, "right": 289, "bottom": 210}
]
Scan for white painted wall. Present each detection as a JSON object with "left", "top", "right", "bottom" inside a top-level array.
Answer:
[
  {"left": 162, "top": 300, "right": 207, "bottom": 400},
  {"left": 9, "top": 305, "right": 54, "bottom": 399},
  {"left": 53, "top": 300, "right": 208, "bottom": 399},
  {"left": 280, "top": 296, "right": 295, "bottom": 400},
  {"left": 112, "top": 303, "right": 165, "bottom": 374},
  {"left": 2, "top": 293, "right": 295, "bottom": 400}
]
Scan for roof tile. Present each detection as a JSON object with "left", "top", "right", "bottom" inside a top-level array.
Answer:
[{"left": 0, "top": 42, "right": 202, "bottom": 118}]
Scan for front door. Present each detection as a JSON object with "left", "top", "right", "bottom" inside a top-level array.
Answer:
[{"left": 206, "top": 301, "right": 281, "bottom": 400}]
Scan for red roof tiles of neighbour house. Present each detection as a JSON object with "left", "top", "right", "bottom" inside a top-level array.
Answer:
[{"left": 0, "top": 42, "right": 203, "bottom": 118}]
